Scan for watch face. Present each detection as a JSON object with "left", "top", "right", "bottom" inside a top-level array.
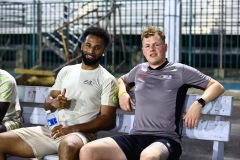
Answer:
[{"left": 197, "top": 98, "right": 205, "bottom": 107}]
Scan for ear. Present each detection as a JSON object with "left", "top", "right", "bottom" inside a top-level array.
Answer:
[
  {"left": 164, "top": 44, "right": 168, "bottom": 52},
  {"left": 80, "top": 43, "right": 84, "bottom": 51},
  {"left": 102, "top": 49, "right": 106, "bottom": 55}
]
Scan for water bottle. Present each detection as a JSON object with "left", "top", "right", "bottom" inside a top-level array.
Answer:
[{"left": 46, "top": 110, "right": 59, "bottom": 129}]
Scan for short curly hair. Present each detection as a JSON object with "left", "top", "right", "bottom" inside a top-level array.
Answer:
[
  {"left": 141, "top": 26, "right": 165, "bottom": 42},
  {"left": 82, "top": 26, "right": 110, "bottom": 47}
]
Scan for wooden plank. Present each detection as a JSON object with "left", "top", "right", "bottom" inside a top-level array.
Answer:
[
  {"left": 110, "top": 114, "right": 231, "bottom": 142},
  {"left": 182, "top": 120, "right": 231, "bottom": 142},
  {"left": 20, "top": 102, "right": 44, "bottom": 108},
  {"left": 111, "top": 114, "right": 135, "bottom": 133},
  {"left": 43, "top": 155, "right": 59, "bottom": 160},
  {"left": 22, "top": 107, "right": 48, "bottom": 125},
  {"left": 60, "top": 31, "right": 70, "bottom": 64},
  {"left": 14, "top": 68, "right": 53, "bottom": 76},
  {"left": 17, "top": 85, "right": 51, "bottom": 103},
  {"left": 21, "top": 107, "right": 231, "bottom": 141},
  {"left": 184, "top": 94, "right": 233, "bottom": 116}
]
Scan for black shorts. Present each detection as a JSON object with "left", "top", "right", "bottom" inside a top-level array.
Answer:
[{"left": 111, "top": 134, "right": 182, "bottom": 160}]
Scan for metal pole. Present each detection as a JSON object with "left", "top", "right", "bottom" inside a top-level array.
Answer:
[
  {"left": 37, "top": 0, "right": 42, "bottom": 67},
  {"left": 32, "top": 0, "right": 36, "bottom": 67},
  {"left": 188, "top": 0, "right": 192, "bottom": 66},
  {"left": 112, "top": 0, "right": 116, "bottom": 73},
  {"left": 220, "top": 0, "right": 223, "bottom": 69}
]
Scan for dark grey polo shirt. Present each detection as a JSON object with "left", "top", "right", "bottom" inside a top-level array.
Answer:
[{"left": 123, "top": 60, "right": 211, "bottom": 143}]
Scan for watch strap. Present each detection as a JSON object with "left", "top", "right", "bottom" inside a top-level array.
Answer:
[{"left": 196, "top": 98, "right": 206, "bottom": 108}]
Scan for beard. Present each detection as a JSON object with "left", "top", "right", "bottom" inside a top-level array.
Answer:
[{"left": 82, "top": 52, "right": 103, "bottom": 66}]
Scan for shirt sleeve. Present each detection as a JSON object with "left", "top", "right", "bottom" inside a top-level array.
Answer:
[
  {"left": 101, "top": 76, "right": 118, "bottom": 107},
  {"left": 182, "top": 64, "right": 211, "bottom": 89},
  {"left": 0, "top": 76, "right": 15, "bottom": 102},
  {"left": 123, "top": 64, "right": 140, "bottom": 84},
  {"left": 0, "top": 73, "right": 22, "bottom": 125}
]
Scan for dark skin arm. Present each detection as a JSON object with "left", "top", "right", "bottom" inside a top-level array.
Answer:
[
  {"left": 44, "top": 88, "right": 68, "bottom": 112},
  {"left": 0, "top": 102, "right": 10, "bottom": 132},
  {"left": 44, "top": 88, "right": 117, "bottom": 139},
  {"left": 51, "top": 105, "right": 116, "bottom": 139},
  {"left": 0, "top": 125, "right": 7, "bottom": 133},
  {"left": 0, "top": 101, "right": 10, "bottom": 122}
]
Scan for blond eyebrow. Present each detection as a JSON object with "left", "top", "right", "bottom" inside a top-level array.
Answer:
[{"left": 144, "top": 42, "right": 160, "bottom": 46}]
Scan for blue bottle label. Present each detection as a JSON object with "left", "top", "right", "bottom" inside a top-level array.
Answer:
[{"left": 47, "top": 118, "right": 58, "bottom": 127}]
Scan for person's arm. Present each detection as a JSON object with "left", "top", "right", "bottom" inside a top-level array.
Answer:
[
  {"left": 44, "top": 88, "right": 68, "bottom": 112},
  {"left": 183, "top": 79, "right": 225, "bottom": 128},
  {"left": 0, "top": 124, "right": 7, "bottom": 133},
  {"left": 0, "top": 102, "right": 10, "bottom": 122},
  {"left": 0, "top": 102, "right": 10, "bottom": 132},
  {"left": 118, "top": 76, "right": 135, "bottom": 112},
  {"left": 51, "top": 105, "right": 116, "bottom": 139},
  {"left": 0, "top": 73, "right": 14, "bottom": 132}
]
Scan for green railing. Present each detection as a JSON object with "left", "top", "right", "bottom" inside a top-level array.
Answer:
[
  {"left": 0, "top": 0, "right": 239, "bottom": 81},
  {"left": 181, "top": 0, "right": 240, "bottom": 80}
]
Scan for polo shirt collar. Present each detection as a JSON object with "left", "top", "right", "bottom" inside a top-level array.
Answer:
[{"left": 148, "top": 59, "right": 169, "bottom": 70}]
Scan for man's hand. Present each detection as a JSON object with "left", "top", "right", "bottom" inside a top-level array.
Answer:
[
  {"left": 183, "top": 101, "right": 202, "bottom": 128},
  {"left": 50, "top": 124, "right": 74, "bottom": 139},
  {"left": 119, "top": 92, "right": 135, "bottom": 112},
  {"left": 51, "top": 88, "right": 68, "bottom": 109}
]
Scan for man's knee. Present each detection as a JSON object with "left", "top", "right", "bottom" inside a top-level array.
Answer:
[
  {"left": 140, "top": 143, "right": 169, "bottom": 160},
  {"left": 79, "top": 143, "right": 95, "bottom": 158},
  {"left": 141, "top": 150, "right": 169, "bottom": 160},
  {"left": 140, "top": 149, "right": 161, "bottom": 160},
  {"left": 59, "top": 136, "right": 83, "bottom": 152}
]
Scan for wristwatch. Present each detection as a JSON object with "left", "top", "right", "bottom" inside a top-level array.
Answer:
[{"left": 196, "top": 98, "right": 206, "bottom": 108}]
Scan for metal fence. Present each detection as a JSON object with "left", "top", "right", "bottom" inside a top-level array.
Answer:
[
  {"left": 0, "top": 0, "right": 239, "bottom": 81},
  {"left": 181, "top": 0, "right": 240, "bottom": 81}
]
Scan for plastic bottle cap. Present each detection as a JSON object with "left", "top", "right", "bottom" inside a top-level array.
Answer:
[{"left": 46, "top": 110, "right": 51, "bottom": 114}]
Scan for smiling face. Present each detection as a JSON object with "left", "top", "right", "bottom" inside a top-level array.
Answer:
[
  {"left": 81, "top": 34, "right": 106, "bottom": 69},
  {"left": 142, "top": 33, "right": 168, "bottom": 69}
]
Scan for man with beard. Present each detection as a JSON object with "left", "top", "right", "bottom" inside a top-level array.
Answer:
[
  {"left": 0, "top": 69, "right": 22, "bottom": 133},
  {"left": 0, "top": 26, "right": 118, "bottom": 160}
]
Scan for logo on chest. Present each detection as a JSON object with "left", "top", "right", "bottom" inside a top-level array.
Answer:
[
  {"left": 141, "top": 73, "right": 146, "bottom": 79},
  {"left": 84, "top": 80, "right": 94, "bottom": 86},
  {"left": 143, "top": 73, "right": 173, "bottom": 80},
  {"left": 161, "top": 75, "right": 172, "bottom": 79}
]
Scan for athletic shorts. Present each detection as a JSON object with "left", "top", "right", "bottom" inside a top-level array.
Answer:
[
  {"left": 12, "top": 126, "right": 96, "bottom": 159},
  {"left": 111, "top": 134, "right": 182, "bottom": 160}
]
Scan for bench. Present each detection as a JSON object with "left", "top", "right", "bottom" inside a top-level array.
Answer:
[{"left": 17, "top": 85, "right": 233, "bottom": 160}]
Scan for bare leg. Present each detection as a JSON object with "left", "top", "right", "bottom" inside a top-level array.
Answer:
[
  {"left": 80, "top": 137, "right": 127, "bottom": 160},
  {"left": 59, "top": 134, "right": 84, "bottom": 160},
  {"left": 0, "top": 131, "right": 35, "bottom": 160},
  {"left": 140, "top": 142, "right": 169, "bottom": 160}
]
